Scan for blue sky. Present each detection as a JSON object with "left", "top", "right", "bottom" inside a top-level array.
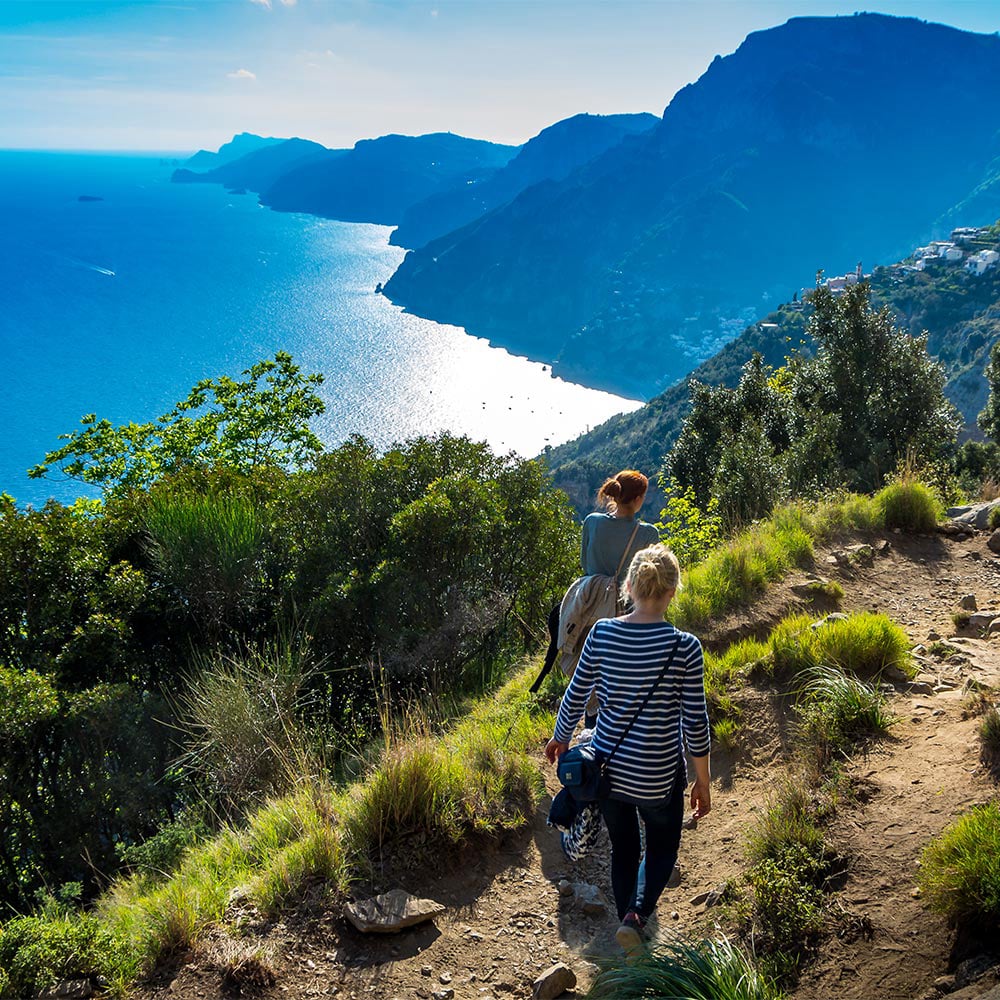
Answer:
[{"left": 2, "top": 0, "right": 999, "bottom": 152}]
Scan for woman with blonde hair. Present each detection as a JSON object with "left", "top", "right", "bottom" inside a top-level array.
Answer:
[{"left": 545, "top": 544, "right": 711, "bottom": 954}]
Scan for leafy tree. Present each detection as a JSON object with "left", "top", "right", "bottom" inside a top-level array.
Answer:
[
  {"left": 29, "top": 352, "right": 325, "bottom": 494},
  {"left": 801, "top": 283, "right": 959, "bottom": 490},
  {"left": 665, "top": 282, "right": 960, "bottom": 526},
  {"left": 979, "top": 340, "right": 1000, "bottom": 441}
]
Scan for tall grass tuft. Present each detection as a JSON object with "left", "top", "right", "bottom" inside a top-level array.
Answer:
[
  {"left": 796, "top": 664, "right": 893, "bottom": 768},
  {"left": 766, "top": 613, "right": 911, "bottom": 682},
  {"left": 177, "top": 640, "right": 317, "bottom": 814},
  {"left": 745, "top": 780, "right": 824, "bottom": 865},
  {"left": 345, "top": 671, "right": 546, "bottom": 861},
  {"left": 919, "top": 802, "right": 1000, "bottom": 924},
  {"left": 875, "top": 480, "right": 942, "bottom": 533},
  {"left": 144, "top": 488, "right": 266, "bottom": 630},
  {"left": 979, "top": 707, "right": 1000, "bottom": 775},
  {"left": 587, "top": 935, "right": 782, "bottom": 1000}
]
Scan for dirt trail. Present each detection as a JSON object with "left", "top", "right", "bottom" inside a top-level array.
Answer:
[{"left": 146, "top": 530, "right": 1000, "bottom": 1000}]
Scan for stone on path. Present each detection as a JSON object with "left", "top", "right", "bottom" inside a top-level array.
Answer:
[
  {"left": 690, "top": 882, "right": 728, "bottom": 908},
  {"left": 343, "top": 889, "right": 446, "bottom": 933},
  {"left": 947, "top": 501, "right": 1000, "bottom": 530},
  {"left": 572, "top": 882, "right": 609, "bottom": 917},
  {"left": 969, "top": 611, "right": 1000, "bottom": 631},
  {"left": 39, "top": 983, "right": 92, "bottom": 1000},
  {"left": 532, "top": 963, "right": 577, "bottom": 999},
  {"left": 959, "top": 594, "right": 978, "bottom": 611},
  {"left": 988, "top": 529, "right": 1000, "bottom": 554}
]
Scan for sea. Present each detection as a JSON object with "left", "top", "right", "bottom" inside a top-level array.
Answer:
[{"left": 0, "top": 151, "right": 640, "bottom": 508}]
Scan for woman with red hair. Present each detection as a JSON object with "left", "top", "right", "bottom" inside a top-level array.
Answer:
[{"left": 581, "top": 469, "right": 659, "bottom": 584}]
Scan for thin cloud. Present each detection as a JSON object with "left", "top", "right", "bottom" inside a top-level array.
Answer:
[
  {"left": 280, "top": 0, "right": 297, "bottom": 6},
  {"left": 227, "top": 68, "right": 256, "bottom": 80},
  {"left": 249, "top": 0, "right": 271, "bottom": 8}
]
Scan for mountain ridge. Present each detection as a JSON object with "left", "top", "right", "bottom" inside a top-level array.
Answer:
[{"left": 384, "top": 13, "right": 1000, "bottom": 399}]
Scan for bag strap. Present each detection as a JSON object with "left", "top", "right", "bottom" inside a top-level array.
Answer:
[
  {"left": 611, "top": 521, "right": 641, "bottom": 585},
  {"left": 602, "top": 633, "right": 683, "bottom": 768}
]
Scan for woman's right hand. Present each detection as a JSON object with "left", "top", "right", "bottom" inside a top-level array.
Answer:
[
  {"left": 545, "top": 739, "right": 569, "bottom": 763},
  {"left": 690, "top": 778, "right": 712, "bottom": 819}
]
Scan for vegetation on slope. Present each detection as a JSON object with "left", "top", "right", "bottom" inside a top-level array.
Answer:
[{"left": 2, "top": 356, "right": 576, "bottom": 913}]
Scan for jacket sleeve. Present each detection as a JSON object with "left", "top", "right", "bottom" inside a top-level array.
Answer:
[
  {"left": 680, "top": 635, "right": 711, "bottom": 758},
  {"left": 580, "top": 516, "right": 591, "bottom": 575},
  {"left": 554, "top": 623, "right": 602, "bottom": 743}
]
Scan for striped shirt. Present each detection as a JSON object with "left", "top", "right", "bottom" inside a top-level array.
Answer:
[{"left": 554, "top": 618, "right": 711, "bottom": 803}]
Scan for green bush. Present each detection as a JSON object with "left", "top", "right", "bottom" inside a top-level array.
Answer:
[
  {"left": 0, "top": 912, "right": 138, "bottom": 996},
  {"left": 745, "top": 848, "right": 826, "bottom": 978},
  {"left": 0, "top": 667, "right": 175, "bottom": 910},
  {"left": 875, "top": 480, "right": 942, "bottom": 532},
  {"left": 116, "top": 809, "right": 210, "bottom": 886},
  {"left": 919, "top": 801, "right": 1000, "bottom": 924},
  {"left": 656, "top": 480, "right": 722, "bottom": 566},
  {"left": 587, "top": 935, "right": 781, "bottom": 1000},
  {"left": 743, "top": 781, "right": 833, "bottom": 982}
]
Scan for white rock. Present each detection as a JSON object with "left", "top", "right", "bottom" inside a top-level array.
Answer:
[{"left": 343, "top": 889, "right": 446, "bottom": 933}]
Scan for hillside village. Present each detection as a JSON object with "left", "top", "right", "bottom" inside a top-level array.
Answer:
[{"left": 816, "top": 226, "right": 1000, "bottom": 299}]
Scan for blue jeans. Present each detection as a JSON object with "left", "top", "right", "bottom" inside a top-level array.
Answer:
[{"left": 598, "top": 767, "right": 686, "bottom": 921}]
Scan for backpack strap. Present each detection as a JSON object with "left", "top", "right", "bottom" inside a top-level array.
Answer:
[{"left": 613, "top": 521, "right": 641, "bottom": 584}]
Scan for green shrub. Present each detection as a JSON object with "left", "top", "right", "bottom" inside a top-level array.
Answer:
[
  {"left": 988, "top": 505, "right": 1000, "bottom": 530},
  {"left": 743, "top": 781, "right": 832, "bottom": 982},
  {"left": 745, "top": 848, "right": 826, "bottom": 979},
  {"left": 0, "top": 668, "right": 175, "bottom": 910},
  {"left": 656, "top": 481, "right": 722, "bottom": 566},
  {"left": 919, "top": 801, "right": 1000, "bottom": 924},
  {"left": 587, "top": 935, "right": 781, "bottom": 1000},
  {"left": 0, "top": 913, "right": 138, "bottom": 996},
  {"left": 875, "top": 481, "right": 942, "bottom": 532},
  {"left": 116, "top": 809, "right": 210, "bottom": 886}
]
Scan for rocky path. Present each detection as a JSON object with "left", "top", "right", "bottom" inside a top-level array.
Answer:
[{"left": 147, "top": 527, "right": 1000, "bottom": 1000}]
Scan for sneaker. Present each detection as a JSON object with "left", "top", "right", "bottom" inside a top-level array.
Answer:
[{"left": 615, "top": 911, "right": 645, "bottom": 956}]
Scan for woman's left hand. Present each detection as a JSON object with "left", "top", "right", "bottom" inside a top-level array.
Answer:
[{"left": 545, "top": 739, "right": 570, "bottom": 763}]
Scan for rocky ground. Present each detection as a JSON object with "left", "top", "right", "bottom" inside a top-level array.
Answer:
[{"left": 141, "top": 525, "right": 1000, "bottom": 1000}]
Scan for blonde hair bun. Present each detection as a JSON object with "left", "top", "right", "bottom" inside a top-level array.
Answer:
[{"left": 626, "top": 544, "right": 680, "bottom": 601}]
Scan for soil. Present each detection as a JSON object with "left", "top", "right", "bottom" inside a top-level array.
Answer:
[{"left": 139, "top": 528, "right": 1000, "bottom": 1000}]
